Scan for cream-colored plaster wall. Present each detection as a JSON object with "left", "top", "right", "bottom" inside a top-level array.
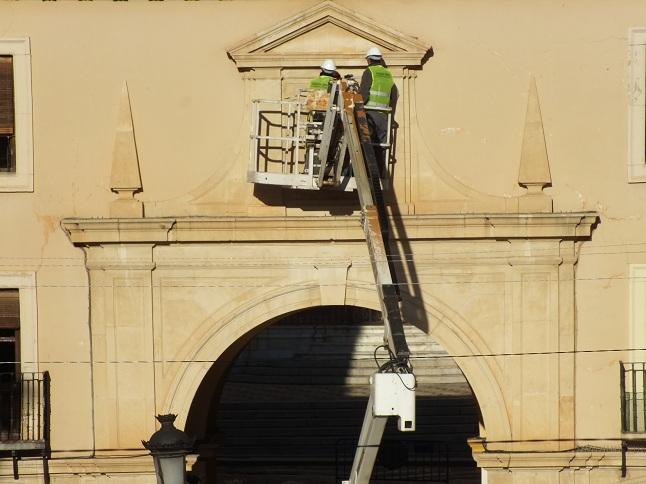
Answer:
[
  {"left": 0, "top": 0, "right": 641, "bottom": 210},
  {"left": 0, "top": 0, "right": 640, "bottom": 205},
  {"left": 0, "top": 1, "right": 645, "bottom": 482}
]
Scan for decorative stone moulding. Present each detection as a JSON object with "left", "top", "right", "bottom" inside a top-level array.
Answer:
[
  {"left": 517, "top": 77, "right": 553, "bottom": 212},
  {"left": 227, "top": 0, "right": 431, "bottom": 70},
  {"left": 109, "top": 82, "right": 143, "bottom": 218},
  {"left": 629, "top": 28, "right": 646, "bottom": 182},
  {"left": 61, "top": 213, "right": 598, "bottom": 245}
]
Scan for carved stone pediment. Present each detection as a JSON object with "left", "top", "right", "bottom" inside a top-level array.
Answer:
[{"left": 227, "top": 0, "right": 431, "bottom": 69}]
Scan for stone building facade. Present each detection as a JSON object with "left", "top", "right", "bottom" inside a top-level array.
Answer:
[{"left": 0, "top": 1, "right": 645, "bottom": 482}]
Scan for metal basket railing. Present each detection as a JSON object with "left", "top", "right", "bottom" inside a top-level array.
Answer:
[
  {"left": 249, "top": 85, "right": 392, "bottom": 191},
  {"left": 249, "top": 93, "right": 316, "bottom": 189}
]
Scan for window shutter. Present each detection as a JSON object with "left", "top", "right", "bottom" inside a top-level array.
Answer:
[
  {"left": 0, "top": 289, "right": 19, "bottom": 329},
  {"left": 0, "top": 56, "right": 15, "bottom": 136}
]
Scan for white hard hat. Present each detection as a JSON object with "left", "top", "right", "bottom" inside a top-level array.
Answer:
[
  {"left": 366, "top": 47, "right": 383, "bottom": 58},
  {"left": 320, "top": 59, "right": 337, "bottom": 72}
]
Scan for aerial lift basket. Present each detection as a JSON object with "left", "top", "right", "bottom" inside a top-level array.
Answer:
[{"left": 249, "top": 86, "right": 392, "bottom": 191}]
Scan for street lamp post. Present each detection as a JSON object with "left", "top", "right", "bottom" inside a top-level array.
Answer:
[{"left": 142, "top": 414, "right": 194, "bottom": 484}]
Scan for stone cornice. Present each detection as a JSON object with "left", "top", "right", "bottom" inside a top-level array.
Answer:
[
  {"left": 230, "top": 52, "right": 428, "bottom": 69},
  {"left": 473, "top": 449, "right": 629, "bottom": 469},
  {"left": 61, "top": 213, "right": 598, "bottom": 246}
]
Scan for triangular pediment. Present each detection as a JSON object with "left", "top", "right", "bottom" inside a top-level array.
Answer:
[
  {"left": 228, "top": 1, "right": 431, "bottom": 69},
  {"left": 268, "top": 22, "right": 395, "bottom": 56}
]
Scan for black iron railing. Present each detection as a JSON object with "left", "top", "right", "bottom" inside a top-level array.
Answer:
[
  {"left": 0, "top": 371, "right": 50, "bottom": 446},
  {"left": 335, "top": 438, "right": 449, "bottom": 483}
]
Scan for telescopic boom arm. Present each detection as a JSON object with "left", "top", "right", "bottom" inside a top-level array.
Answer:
[
  {"left": 249, "top": 79, "right": 417, "bottom": 484},
  {"left": 321, "top": 80, "right": 416, "bottom": 484}
]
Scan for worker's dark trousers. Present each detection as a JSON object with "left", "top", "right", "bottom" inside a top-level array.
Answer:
[{"left": 366, "top": 110, "right": 388, "bottom": 177}]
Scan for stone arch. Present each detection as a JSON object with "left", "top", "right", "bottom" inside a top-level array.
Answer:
[
  {"left": 166, "top": 282, "right": 510, "bottom": 443},
  {"left": 404, "top": 289, "right": 511, "bottom": 442}
]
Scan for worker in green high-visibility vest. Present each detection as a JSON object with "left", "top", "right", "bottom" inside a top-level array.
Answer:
[
  {"left": 309, "top": 59, "right": 341, "bottom": 90},
  {"left": 360, "top": 47, "right": 396, "bottom": 176}
]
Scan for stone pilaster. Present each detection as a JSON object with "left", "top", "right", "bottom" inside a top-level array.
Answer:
[{"left": 85, "top": 244, "right": 156, "bottom": 451}]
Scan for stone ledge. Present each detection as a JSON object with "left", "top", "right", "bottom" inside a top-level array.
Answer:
[
  {"left": 0, "top": 453, "right": 199, "bottom": 478},
  {"left": 61, "top": 213, "right": 598, "bottom": 245},
  {"left": 473, "top": 449, "right": 631, "bottom": 469},
  {"left": 0, "top": 455, "right": 153, "bottom": 478}
]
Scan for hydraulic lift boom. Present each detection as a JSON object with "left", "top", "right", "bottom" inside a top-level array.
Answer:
[
  {"left": 250, "top": 79, "right": 416, "bottom": 484},
  {"left": 337, "top": 79, "right": 415, "bottom": 484}
]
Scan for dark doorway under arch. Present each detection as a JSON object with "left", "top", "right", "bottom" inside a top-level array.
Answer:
[{"left": 187, "top": 306, "right": 481, "bottom": 484}]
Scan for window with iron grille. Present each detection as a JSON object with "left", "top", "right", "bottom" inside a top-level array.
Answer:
[{"left": 621, "top": 362, "right": 646, "bottom": 433}]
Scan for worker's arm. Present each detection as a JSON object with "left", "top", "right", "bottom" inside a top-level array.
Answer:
[
  {"left": 389, "top": 83, "right": 398, "bottom": 119},
  {"left": 360, "top": 69, "right": 371, "bottom": 103}
]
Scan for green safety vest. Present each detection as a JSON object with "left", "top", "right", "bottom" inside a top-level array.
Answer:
[
  {"left": 309, "top": 74, "right": 332, "bottom": 90},
  {"left": 366, "top": 65, "right": 394, "bottom": 108}
]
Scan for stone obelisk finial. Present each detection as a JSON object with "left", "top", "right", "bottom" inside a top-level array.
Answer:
[
  {"left": 518, "top": 77, "right": 553, "bottom": 212},
  {"left": 109, "top": 82, "right": 143, "bottom": 218}
]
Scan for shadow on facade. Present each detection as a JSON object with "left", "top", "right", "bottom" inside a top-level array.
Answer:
[{"left": 185, "top": 306, "right": 482, "bottom": 484}]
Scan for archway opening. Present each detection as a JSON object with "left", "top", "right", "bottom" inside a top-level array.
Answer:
[{"left": 187, "top": 305, "right": 482, "bottom": 484}]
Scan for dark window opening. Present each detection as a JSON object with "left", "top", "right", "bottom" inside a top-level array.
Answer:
[
  {"left": 0, "top": 136, "right": 15, "bottom": 173},
  {"left": 0, "top": 55, "right": 15, "bottom": 173},
  {"left": 0, "top": 289, "right": 19, "bottom": 376},
  {"left": 0, "top": 289, "right": 20, "bottom": 441},
  {"left": 0, "top": 328, "right": 18, "bottom": 377}
]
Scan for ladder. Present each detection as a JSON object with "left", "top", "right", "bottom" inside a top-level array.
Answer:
[{"left": 249, "top": 79, "right": 415, "bottom": 484}]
